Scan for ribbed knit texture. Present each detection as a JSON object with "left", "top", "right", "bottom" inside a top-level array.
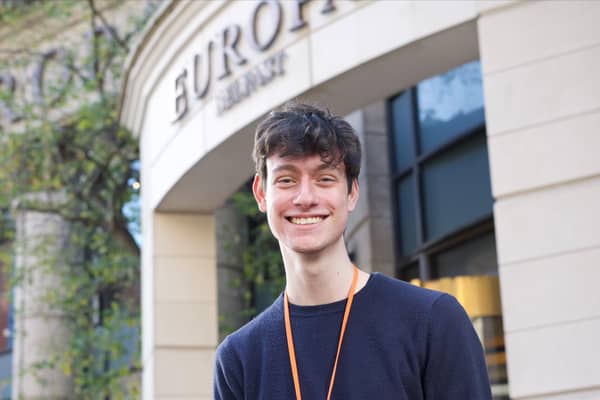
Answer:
[{"left": 214, "top": 273, "right": 492, "bottom": 399}]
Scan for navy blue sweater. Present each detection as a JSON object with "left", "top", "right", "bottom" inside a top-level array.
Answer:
[{"left": 214, "top": 273, "right": 492, "bottom": 399}]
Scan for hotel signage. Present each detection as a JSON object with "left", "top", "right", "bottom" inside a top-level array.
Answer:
[{"left": 173, "top": 0, "right": 338, "bottom": 122}]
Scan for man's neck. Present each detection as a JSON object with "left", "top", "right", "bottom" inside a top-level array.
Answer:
[{"left": 281, "top": 240, "right": 369, "bottom": 306}]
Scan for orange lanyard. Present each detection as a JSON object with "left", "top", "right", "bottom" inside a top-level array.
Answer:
[{"left": 283, "top": 266, "right": 359, "bottom": 400}]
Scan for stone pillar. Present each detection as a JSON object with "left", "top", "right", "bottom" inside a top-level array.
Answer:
[
  {"left": 11, "top": 195, "right": 73, "bottom": 399},
  {"left": 345, "top": 101, "right": 395, "bottom": 277},
  {"left": 478, "top": 1, "right": 600, "bottom": 398},
  {"left": 144, "top": 212, "right": 217, "bottom": 399}
]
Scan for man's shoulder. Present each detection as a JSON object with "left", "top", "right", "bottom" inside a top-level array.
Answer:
[
  {"left": 216, "top": 294, "right": 283, "bottom": 359},
  {"left": 369, "top": 272, "right": 447, "bottom": 314}
]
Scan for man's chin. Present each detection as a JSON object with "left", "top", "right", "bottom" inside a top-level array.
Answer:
[{"left": 287, "top": 242, "right": 326, "bottom": 256}]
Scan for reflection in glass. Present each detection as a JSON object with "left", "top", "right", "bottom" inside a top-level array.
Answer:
[
  {"left": 401, "top": 263, "right": 419, "bottom": 282},
  {"left": 417, "top": 61, "right": 485, "bottom": 154},
  {"left": 422, "top": 134, "right": 493, "bottom": 241},
  {"left": 433, "top": 231, "right": 498, "bottom": 279},
  {"left": 391, "top": 91, "right": 416, "bottom": 172},
  {"left": 397, "top": 175, "right": 417, "bottom": 255}
]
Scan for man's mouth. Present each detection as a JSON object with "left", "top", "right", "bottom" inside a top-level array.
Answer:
[{"left": 287, "top": 216, "right": 327, "bottom": 225}]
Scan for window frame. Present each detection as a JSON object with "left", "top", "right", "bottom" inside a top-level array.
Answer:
[{"left": 387, "top": 87, "right": 493, "bottom": 281}]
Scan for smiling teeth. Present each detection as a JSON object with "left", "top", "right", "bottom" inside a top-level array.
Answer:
[{"left": 290, "top": 217, "right": 324, "bottom": 225}]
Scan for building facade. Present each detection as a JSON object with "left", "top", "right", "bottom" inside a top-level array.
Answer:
[{"left": 119, "top": 1, "right": 600, "bottom": 399}]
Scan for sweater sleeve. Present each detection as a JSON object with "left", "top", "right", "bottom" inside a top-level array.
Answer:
[
  {"left": 213, "top": 338, "right": 243, "bottom": 400},
  {"left": 422, "top": 294, "right": 492, "bottom": 400}
]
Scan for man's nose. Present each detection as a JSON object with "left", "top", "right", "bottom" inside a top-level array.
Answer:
[{"left": 292, "top": 179, "right": 318, "bottom": 208}]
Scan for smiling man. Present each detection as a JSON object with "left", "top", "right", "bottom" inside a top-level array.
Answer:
[{"left": 213, "top": 103, "right": 491, "bottom": 400}]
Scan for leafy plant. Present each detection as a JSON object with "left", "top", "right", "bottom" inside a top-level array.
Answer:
[
  {"left": 229, "top": 185, "right": 285, "bottom": 323},
  {"left": 0, "top": 0, "right": 157, "bottom": 397}
]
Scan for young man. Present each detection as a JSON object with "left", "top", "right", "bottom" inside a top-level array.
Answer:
[{"left": 214, "top": 103, "right": 492, "bottom": 399}]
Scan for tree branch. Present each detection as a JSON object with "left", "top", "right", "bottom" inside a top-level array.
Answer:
[{"left": 86, "top": 0, "right": 129, "bottom": 52}]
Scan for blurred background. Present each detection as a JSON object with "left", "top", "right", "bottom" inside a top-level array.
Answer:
[{"left": 1, "top": 0, "right": 599, "bottom": 399}]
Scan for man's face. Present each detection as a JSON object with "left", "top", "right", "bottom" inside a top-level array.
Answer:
[{"left": 253, "top": 153, "right": 359, "bottom": 255}]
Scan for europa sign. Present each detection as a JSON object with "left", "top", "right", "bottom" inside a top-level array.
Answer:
[{"left": 173, "top": 0, "right": 337, "bottom": 122}]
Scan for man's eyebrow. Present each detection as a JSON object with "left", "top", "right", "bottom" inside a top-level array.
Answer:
[
  {"left": 271, "top": 164, "right": 299, "bottom": 174},
  {"left": 315, "top": 163, "right": 339, "bottom": 172},
  {"left": 271, "top": 163, "right": 339, "bottom": 175}
]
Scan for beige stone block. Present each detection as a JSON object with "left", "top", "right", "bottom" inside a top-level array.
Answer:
[
  {"left": 500, "top": 247, "right": 600, "bottom": 333},
  {"left": 494, "top": 176, "right": 600, "bottom": 264},
  {"left": 505, "top": 318, "right": 600, "bottom": 398},
  {"left": 311, "top": 1, "right": 477, "bottom": 85},
  {"left": 476, "top": 0, "right": 516, "bottom": 15},
  {"left": 520, "top": 387, "right": 600, "bottom": 400},
  {"left": 155, "top": 256, "right": 216, "bottom": 303},
  {"left": 155, "top": 302, "right": 217, "bottom": 347},
  {"left": 410, "top": 1, "right": 478, "bottom": 39},
  {"left": 154, "top": 213, "right": 215, "bottom": 258},
  {"left": 488, "top": 110, "right": 600, "bottom": 198},
  {"left": 483, "top": 45, "right": 600, "bottom": 135},
  {"left": 478, "top": 1, "right": 600, "bottom": 74},
  {"left": 155, "top": 348, "right": 214, "bottom": 396}
]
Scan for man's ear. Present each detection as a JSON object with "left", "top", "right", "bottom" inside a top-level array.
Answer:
[
  {"left": 347, "top": 178, "right": 359, "bottom": 212},
  {"left": 252, "top": 174, "right": 267, "bottom": 213}
]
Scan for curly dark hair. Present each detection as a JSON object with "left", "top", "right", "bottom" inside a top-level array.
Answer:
[{"left": 253, "top": 102, "right": 361, "bottom": 193}]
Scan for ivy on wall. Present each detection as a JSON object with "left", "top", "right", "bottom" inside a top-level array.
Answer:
[
  {"left": 0, "top": 0, "right": 157, "bottom": 397},
  {"left": 229, "top": 187, "right": 285, "bottom": 325}
]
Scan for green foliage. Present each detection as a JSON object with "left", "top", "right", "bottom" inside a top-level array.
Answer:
[
  {"left": 230, "top": 187, "right": 285, "bottom": 321},
  {"left": 0, "top": 0, "right": 79, "bottom": 27},
  {"left": 0, "top": 1, "right": 155, "bottom": 397}
]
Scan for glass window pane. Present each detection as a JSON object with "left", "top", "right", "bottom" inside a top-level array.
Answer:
[
  {"left": 417, "top": 60, "right": 485, "bottom": 154},
  {"left": 400, "top": 263, "right": 419, "bottom": 282},
  {"left": 422, "top": 134, "right": 493, "bottom": 241},
  {"left": 397, "top": 174, "right": 418, "bottom": 255},
  {"left": 432, "top": 231, "right": 498, "bottom": 279},
  {"left": 390, "top": 91, "right": 416, "bottom": 172}
]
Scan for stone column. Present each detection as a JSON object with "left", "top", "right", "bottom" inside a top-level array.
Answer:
[
  {"left": 478, "top": 1, "right": 600, "bottom": 398},
  {"left": 11, "top": 194, "right": 73, "bottom": 399},
  {"left": 345, "top": 101, "right": 395, "bottom": 277},
  {"left": 145, "top": 212, "right": 217, "bottom": 400}
]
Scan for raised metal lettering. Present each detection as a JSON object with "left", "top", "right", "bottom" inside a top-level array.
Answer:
[
  {"left": 321, "top": 0, "right": 335, "bottom": 14},
  {"left": 193, "top": 41, "right": 213, "bottom": 99},
  {"left": 290, "top": 0, "right": 311, "bottom": 31},
  {"left": 216, "top": 25, "right": 247, "bottom": 80},
  {"left": 248, "top": 0, "right": 282, "bottom": 51},
  {"left": 174, "top": 69, "right": 189, "bottom": 122}
]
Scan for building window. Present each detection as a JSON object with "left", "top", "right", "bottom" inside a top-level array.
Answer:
[
  {"left": 389, "top": 60, "right": 508, "bottom": 399},
  {"left": 389, "top": 60, "right": 493, "bottom": 275}
]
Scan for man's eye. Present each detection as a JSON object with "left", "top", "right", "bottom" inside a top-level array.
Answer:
[
  {"left": 276, "top": 178, "right": 294, "bottom": 184},
  {"left": 320, "top": 176, "right": 336, "bottom": 182}
]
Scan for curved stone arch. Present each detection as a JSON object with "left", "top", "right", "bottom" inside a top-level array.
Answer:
[{"left": 122, "top": 0, "right": 481, "bottom": 213}]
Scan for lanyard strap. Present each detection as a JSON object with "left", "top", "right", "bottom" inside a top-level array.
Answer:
[{"left": 284, "top": 266, "right": 359, "bottom": 400}]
